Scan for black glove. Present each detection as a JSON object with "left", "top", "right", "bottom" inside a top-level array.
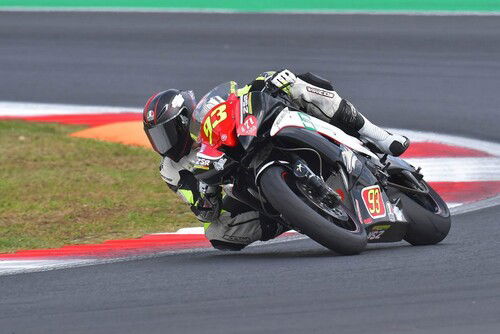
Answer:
[{"left": 193, "top": 193, "right": 222, "bottom": 222}]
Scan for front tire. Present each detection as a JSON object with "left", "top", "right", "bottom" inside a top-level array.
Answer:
[{"left": 260, "top": 166, "right": 367, "bottom": 255}]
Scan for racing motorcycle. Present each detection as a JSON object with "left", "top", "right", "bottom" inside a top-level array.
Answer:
[{"left": 191, "top": 81, "right": 451, "bottom": 255}]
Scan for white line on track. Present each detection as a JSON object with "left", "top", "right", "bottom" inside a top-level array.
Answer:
[
  {"left": 1, "top": 7, "right": 500, "bottom": 16},
  {"left": 0, "top": 101, "right": 140, "bottom": 117}
]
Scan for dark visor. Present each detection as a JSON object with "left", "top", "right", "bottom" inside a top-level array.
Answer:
[{"left": 145, "top": 120, "right": 179, "bottom": 156}]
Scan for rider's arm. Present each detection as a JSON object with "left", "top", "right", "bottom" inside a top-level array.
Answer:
[
  {"left": 269, "top": 69, "right": 349, "bottom": 123},
  {"left": 160, "top": 156, "right": 200, "bottom": 208},
  {"left": 243, "top": 69, "right": 353, "bottom": 125},
  {"left": 161, "top": 156, "right": 223, "bottom": 222}
]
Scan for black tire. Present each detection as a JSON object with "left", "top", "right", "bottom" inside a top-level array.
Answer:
[
  {"left": 260, "top": 166, "right": 367, "bottom": 255},
  {"left": 390, "top": 182, "right": 451, "bottom": 245}
]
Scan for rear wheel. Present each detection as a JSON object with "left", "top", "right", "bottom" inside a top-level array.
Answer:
[
  {"left": 260, "top": 166, "right": 367, "bottom": 255},
  {"left": 387, "top": 173, "right": 451, "bottom": 245}
]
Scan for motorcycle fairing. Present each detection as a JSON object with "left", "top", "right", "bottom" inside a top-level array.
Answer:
[
  {"left": 197, "top": 93, "right": 240, "bottom": 159},
  {"left": 270, "top": 108, "right": 378, "bottom": 160},
  {"left": 272, "top": 121, "right": 408, "bottom": 242},
  {"left": 237, "top": 92, "right": 285, "bottom": 150}
]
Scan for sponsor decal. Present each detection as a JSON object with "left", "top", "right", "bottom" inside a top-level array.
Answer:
[
  {"left": 171, "top": 94, "right": 185, "bottom": 108},
  {"left": 306, "top": 86, "right": 335, "bottom": 99},
  {"left": 202, "top": 104, "right": 228, "bottom": 145},
  {"left": 367, "top": 224, "right": 391, "bottom": 240},
  {"left": 223, "top": 234, "right": 251, "bottom": 243},
  {"left": 239, "top": 115, "right": 258, "bottom": 136},
  {"left": 213, "top": 157, "right": 227, "bottom": 171},
  {"left": 361, "top": 185, "right": 387, "bottom": 218},
  {"left": 298, "top": 112, "right": 316, "bottom": 131},
  {"left": 363, "top": 217, "right": 373, "bottom": 224},
  {"left": 341, "top": 148, "right": 359, "bottom": 174},
  {"left": 194, "top": 157, "right": 210, "bottom": 169},
  {"left": 240, "top": 94, "right": 249, "bottom": 118},
  {"left": 146, "top": 109, "right": 154, "bottom": 122},
  {"left": 367, "top": 230, "right": 385, "bottom": 240}
]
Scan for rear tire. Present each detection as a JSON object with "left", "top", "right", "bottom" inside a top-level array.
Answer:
[
  {"left": 389, "top": 183, "right": 451, "bottom": 246},
  {"left": 260, "top": 166, "right": 367, "bottom": 255}
]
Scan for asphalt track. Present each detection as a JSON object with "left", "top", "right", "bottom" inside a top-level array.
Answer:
[{"left": 0, "top": 12, "right": 499, "bottom": 333}]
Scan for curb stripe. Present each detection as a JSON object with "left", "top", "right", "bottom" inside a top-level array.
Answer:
[
  {"left": 0, "top": 101, "right": 140, "bottom": 117},
  {"left": 0, "top": 113, "right": 143, "bottom": 127},
  {"left": 402, "top": 142, "right": 492, "bottom": 158},
  {"left": 1, "top": 103, "right": 499, "bottom": 272},
  {"left": 404, "top": 158, "right": 500, "bottom": 182}
]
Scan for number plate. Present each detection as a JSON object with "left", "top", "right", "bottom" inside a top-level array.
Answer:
[{"left": 361, "top": 185, "right": 386, "bottom": 219}]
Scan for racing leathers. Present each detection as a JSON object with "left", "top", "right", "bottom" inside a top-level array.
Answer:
[
  {"left": 160, "top": 69, "right": 409, "bottom": 251},
  {"left": 159, "top": 149, "right": 284, "bottom": 251}
]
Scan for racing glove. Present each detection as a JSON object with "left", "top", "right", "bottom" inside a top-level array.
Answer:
[
  {"left": 269, "top": 69, "right": 297, "bottom": 95},
  {"left": 192, "top": 182, "right": 222, "bottom": 222}
]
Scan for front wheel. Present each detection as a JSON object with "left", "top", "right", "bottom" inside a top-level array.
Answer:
[{"left": 260, "top": 166, "right": 367, "bottom": 255}]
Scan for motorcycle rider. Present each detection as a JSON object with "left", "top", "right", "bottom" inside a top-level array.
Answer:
[{"left": 143, "top": 69, "right": 410, "bottom": 251}]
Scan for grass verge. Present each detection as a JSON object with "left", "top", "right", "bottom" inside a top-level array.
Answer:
[{"left": 0, "top": 120, "right": 197, "bottom": 253}]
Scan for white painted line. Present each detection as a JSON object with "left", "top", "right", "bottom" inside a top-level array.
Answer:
[
  {"left": 404, "top": 157, "right": 500, "bottom": 182},
  {"left": 0, "top": 101, "right": 140, "bottom": 117},
  {"left": 0, "top": 259, "right": 96, "bottom": 276},
  {"left": 1, "top": 7, "right": 500, "bottom": 16},
  {"left": 450, "top": 195, "right": 500, "bottom": 215}
]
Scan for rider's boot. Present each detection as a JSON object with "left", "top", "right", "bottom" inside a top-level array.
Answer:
[{"left": 331, "top": 99, "right": 410, "bottom": 156}]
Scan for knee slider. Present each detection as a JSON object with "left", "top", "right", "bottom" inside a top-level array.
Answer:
[{"left": 210, "top": 240, "right": 246, "bottom": 251}]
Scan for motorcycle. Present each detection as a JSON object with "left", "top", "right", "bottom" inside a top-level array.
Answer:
[{"left": 191, "top": 81, "right": 451, "bottom": 255}]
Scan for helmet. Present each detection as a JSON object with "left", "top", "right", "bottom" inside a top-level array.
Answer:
[{"left": 143, "top": 89, "right": 196, "bottom": 162}]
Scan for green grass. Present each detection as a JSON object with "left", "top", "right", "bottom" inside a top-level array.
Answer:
[{"left": 0, "top": 120, "right": 198, "bottom": 253}]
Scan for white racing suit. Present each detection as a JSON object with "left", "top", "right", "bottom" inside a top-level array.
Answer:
[{"left": 160, "top": 70, "right": 409, "bottom": 251}]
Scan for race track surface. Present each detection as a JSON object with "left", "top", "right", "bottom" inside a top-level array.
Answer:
[
  {"left": 1, "top": 12, "right": 499, "bottom": 333},
  {"left": 1, "top": 207, "right": 499, "bottom": 334},
  {"left": 1, "top": 12, "right": 500, "bottom": 141}
]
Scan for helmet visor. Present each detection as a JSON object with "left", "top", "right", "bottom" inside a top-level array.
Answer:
[{"left": 145, "top": 120, "right": 178, "bottom": 156}]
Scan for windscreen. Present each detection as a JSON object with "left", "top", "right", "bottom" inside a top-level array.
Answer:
[{"left": 190, "top": 81, "right": 238, "bottom": 139}]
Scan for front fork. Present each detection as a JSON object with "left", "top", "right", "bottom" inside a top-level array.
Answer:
[{"left": 291, "top": 159, "right": 342, "bottom": 204}]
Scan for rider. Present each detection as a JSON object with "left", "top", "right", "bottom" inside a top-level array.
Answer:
[{"left": 143, "top": 70, "right": 410, "bottom": 251}]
